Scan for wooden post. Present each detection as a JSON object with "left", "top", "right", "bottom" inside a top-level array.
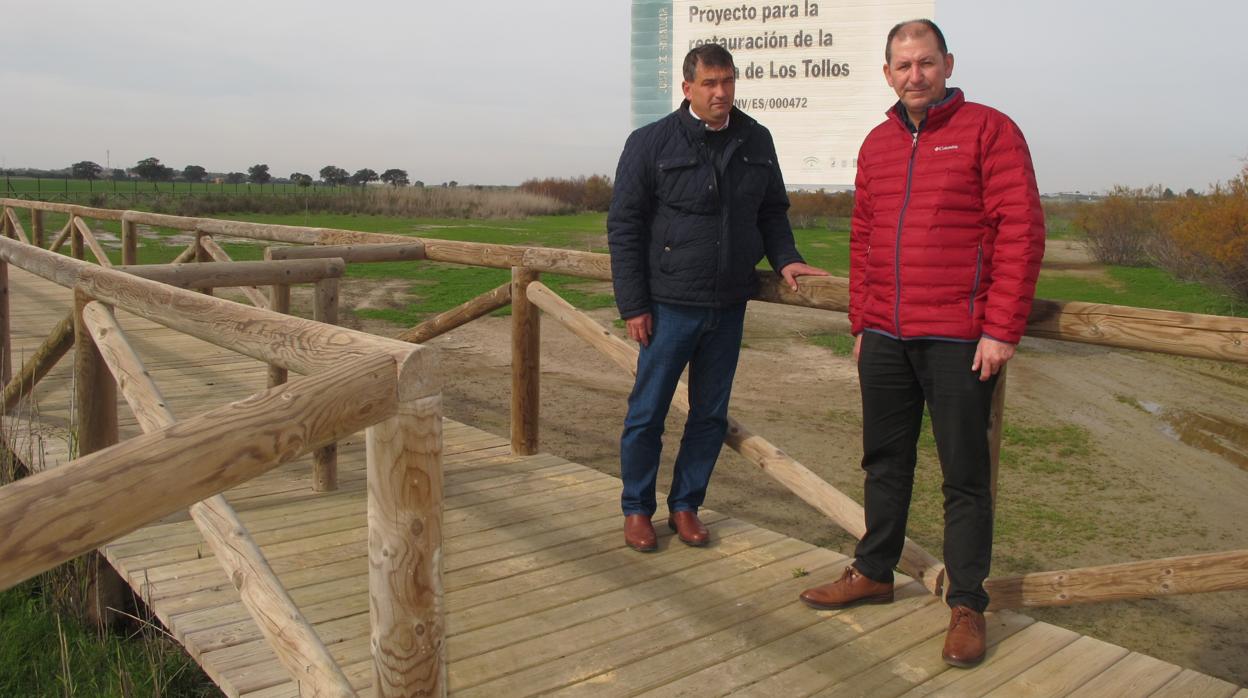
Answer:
[
  {"left": 31, "top": 210, "right": 44, "bottom": 249},
  {"left": 0, "top": 208, "right": 9, "bottom": 238},
  {"left": 988, "top": 365, "right": 1008, "bottom": 509},
  {"left": 73, "top": 289, "right": 123, "bottom": 627},
  {"left": 121, "top": 219, "right": 137, "bottom": 266},
  {"left": 195, "top": 231, "right": 212, "bottom": 295},
  {"left": 0, "top": 261, "right": 9, "bottom": 387},
  {"left": 312, "top": 278, "right": 340, "bottom": 491},
  {"left": 267, "top": 284, "right": 290, "bottom": 389},
  {"left": 510, "top": 267, "right": 540, "bottom": 455},
  {"left": 70, "top": 216, "right": 84, "bottom": 260},
  {"left": 367, "top": 394, "right": 445, "bottom": 697}
]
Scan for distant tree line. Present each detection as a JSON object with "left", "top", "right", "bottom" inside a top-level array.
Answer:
[{"left": 17, "top": 158, "right": 421, "bottom": 188}]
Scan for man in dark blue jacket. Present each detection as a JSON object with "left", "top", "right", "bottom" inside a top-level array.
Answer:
[{"left": 608, "top": 44, "right": 827, "bottom": 552}]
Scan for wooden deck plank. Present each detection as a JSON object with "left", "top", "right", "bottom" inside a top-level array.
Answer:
[
  {"left": 1065, "top": 652, "right": 1183, "bottom": 698},
  {"left": 898, "top": 622, "right": 1081, "bottom": 696},
  {"left": 813, "top": 610, "right": 1035, "bottom": 698},
  {"left": 1151, "top": 669, "right": 1240, "bottom": 698},
  {"left": 981, "top": 635, "right": 1129, "bottom": 696}
]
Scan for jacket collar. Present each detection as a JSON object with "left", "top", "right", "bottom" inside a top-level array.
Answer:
[
  {"left": 888, "top": 87, "right": 963, "bottom": 133},
  {"left": 676, "top": 99, "right": 754, "bottom": 140}
]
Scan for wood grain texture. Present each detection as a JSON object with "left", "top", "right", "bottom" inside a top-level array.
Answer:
[
  {"left": 367, "top": 395, "right": 445, "bottom": 697},
  {"left": 198, "top": 235, "right": 269, "bottom": 308},
  {"left": 266, "top": 242, "right": 426, "bottom": 264},
  {"left": 0, "top": 352, "right": 398, "bottom": 590},
  {"left": 83, "top": 300, "right": 355, "bottom": 697},
  {"left": 115, "top": 259, "right": 345, "bottom": 290},
  {"left": 985, "top": 549, "right": 1248, "bottom": 610}
]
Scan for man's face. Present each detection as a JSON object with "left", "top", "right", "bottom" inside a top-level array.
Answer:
[
  {"left": 682, "top": 60, "right": 736, "bottom": 128},
  {"left": 883, "top": 31, "right": 954, "bottom": 120}
]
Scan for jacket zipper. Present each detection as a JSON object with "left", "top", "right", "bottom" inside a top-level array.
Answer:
[
  {"left": 893, "top": 130, "right": 919, "bottom": 337},
  {"left": 969, "top": 243, "right": 983, "bottom": 316}
]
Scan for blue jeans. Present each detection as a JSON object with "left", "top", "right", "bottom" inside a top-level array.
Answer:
[{"left": 620, "top": 302, "right": 747, "bottom": 517}]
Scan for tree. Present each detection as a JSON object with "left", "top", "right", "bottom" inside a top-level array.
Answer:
[
  {"left": 134, "top": 157, "right": 174, "bottom": 182},
  {"left": 319, "top": 165, "right": 350, "bottom": 186},
  {"left": 71, "top": 161, "right": 103, "bottom": 180},
  {"left": 290, "top": 172, "right": 313, "bottom": 187},
  {"left": 183, "top": 165, "right": 207, "bottom": 182},
  {"left": 109, "top": 168, "right": 128, "bottom": 181},
  {"left": 225, "top": 172, "right": 246, "bottom": 184},
  {"left": 247, "top": 163, "right": 272, "bottom": 185},
  {"left": 351, "top": 168, "right": 378, "bottom": 186},
  {"left": 412, "top": 180, "right": 424, "bottom": 188},
  {"left": 380, "top": 168, "right": 409, "bottom": 187}
]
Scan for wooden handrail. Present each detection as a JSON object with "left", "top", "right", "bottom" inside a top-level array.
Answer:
[
  {"left": 3, "top": 198, "right": 1243, "bottom": 363},
  {"left": 0, "top": 352, "right": 400, "bottom": 591},
  {"left": 116, "top": 258, "right": 346, "bottom": 289},
  {"left": 0, "top": 236, "right": 436, "bottom": 400},
  {"left": 72, "top": 217, "right": 113, "bottom": 267},
  {"left": 82, "top": 301, "right": 356, "bottom": 697},
  {"left": 2, "top": 311, "right": 75, "bottom": 413},
  {"left": 985, "top": 549, "right": 1248, "bottom": 610}
]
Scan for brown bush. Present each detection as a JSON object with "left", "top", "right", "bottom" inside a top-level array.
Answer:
[
  {"left": 1163, "top": 166, "right": 1248, "bottom": 298},
  {"left": 518, "top": 175, "right": 613, "bottom": 211},
  {"left": 150, "top": 186, "right": 573, "bottom": 219},
  {"left": 787, "top": 189, "right": 854, "bottom": 228},
  {"left": 1073, "top": 185, "right": 1164, "bottom": 266}
]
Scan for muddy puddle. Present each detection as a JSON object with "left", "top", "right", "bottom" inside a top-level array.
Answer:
[{"left": 1138, "top": 401, "right": 1248, "bottom": 470}]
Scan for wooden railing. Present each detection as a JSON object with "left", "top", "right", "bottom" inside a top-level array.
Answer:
[
  {"left": 0, "top": 205, "right": 444, "bottom": 696},
  {"left": 2, "top": 198, "right": 1247, "bottom": 694}
]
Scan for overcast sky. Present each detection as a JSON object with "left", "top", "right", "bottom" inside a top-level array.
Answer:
[{"left": 1, "top": 0, "right": 1244, "bottom": 193}]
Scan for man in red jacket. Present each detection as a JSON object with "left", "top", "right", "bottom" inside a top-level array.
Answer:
[{"left": 798, "top": 19, "right": 1045, "bottom": 668}]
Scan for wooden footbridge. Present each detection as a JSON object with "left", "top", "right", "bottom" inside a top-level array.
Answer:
[{"left": 1, "top": 199, "right": 1246, "bottom": 697}]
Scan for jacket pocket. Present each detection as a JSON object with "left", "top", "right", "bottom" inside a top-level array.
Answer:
[
  {"left": 656, "top": 155, "right": 703, "bottom": 209},
  {"left": 968, "top": 244, "right": 983, "bottom": 316}
]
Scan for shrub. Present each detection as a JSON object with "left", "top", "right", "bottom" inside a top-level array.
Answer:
[
  {"left": 1163, "top": 166, "right": 1248, "bottom": 299},
  {"left": 1073, "top": 185, "right": 1164, "bottom": 266},
  {"left": 518, "top": 175, "right": 612, "bottom": 211},
  {"left": 787, "top": 189, "right": 854, "bottom": 228}
]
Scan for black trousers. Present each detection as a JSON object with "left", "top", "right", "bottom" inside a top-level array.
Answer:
[{"left": 853, "top": 331, "right": 998, "bottom": 612}]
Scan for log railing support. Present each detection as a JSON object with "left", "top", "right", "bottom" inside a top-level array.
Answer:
[
  {"left": 367, "top": 394, "right": 445, "bottom": 697},
  {"left": 268, "top": 283, "right": 291, "bottom": 389},
  {"left": 195, "top": 231, "right": 212, "bottom": 294},
  {"left": 199, "top": 234, "right": 269, "bottom": 308},
  {"left": 49, "top": 219, "right": 72, "bottom": 253},
  {"left": 31, "top": 210, "right": 44, "bottom": 249},
  {"left": 4, "top": 208, "right": 30, "bottom": 246},
  {"left": 510, "top": 267, "right": 540, "bottom": 456},
  {"left": 69, "top": 216, "right": 84, "bottom": 261},
  {"left": 397, "top": 283, "right": 511, "bottom": 345},
  {"left": 72, "top": 289, "right": 124, "bottom": 626},
  {"left": 73, "top": 217, "right": 113, "bottom": 268},
  {"left": 312, "top": 278, "right": 340, "bottom": 491},
  {"left": 81, "top": 301, "right": 356, "bottom": 697},
  {"left": 1, "top": 312, "right": 73, "bottom": 414},
  {"left": 120, "top": 217, "right": 137, "bottom": 266}
]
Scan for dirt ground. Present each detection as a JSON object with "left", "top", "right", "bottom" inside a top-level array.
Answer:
[{"left": 324, "top": 239, "right": 1248, "bottom": 686}]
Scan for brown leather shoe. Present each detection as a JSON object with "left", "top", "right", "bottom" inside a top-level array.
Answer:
[
  {"left": 667, "top": 510, "right": 709, "bottom": 546},
  {"left": 799, "top": 565, "right": 894, "bottom": 609},
  {"left": 624, "top": 514, "right": 657, "bottom": 552},
  {"left": 942, "top": 606, "right": 987, "bottom": 668}
]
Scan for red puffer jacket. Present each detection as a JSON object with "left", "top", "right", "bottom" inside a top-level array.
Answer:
[{"left": 849, "top": 89, "right": 1045, "bottom": 344}]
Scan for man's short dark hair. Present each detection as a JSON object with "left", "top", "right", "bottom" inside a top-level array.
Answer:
[
  {"left": 885, "top": 19, "right": 947, "bottom": 63},
  {"left": 683, "top": 44, "right": 735, "bottom": 82}
]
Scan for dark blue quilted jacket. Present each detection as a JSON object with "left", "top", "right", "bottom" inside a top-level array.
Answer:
[{"left": 607, "top": 102, "right": 803, "bottom": 318}]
